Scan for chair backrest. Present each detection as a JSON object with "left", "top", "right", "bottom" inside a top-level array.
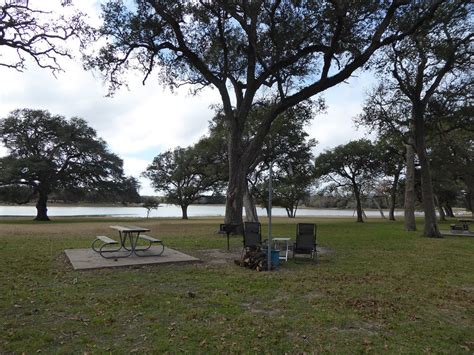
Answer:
[
  {"left": 296, "top": 223, "right": 316, "bottom": 250},
  {"left": 244, "top": 222, "right": 262, "bottom": 248}
]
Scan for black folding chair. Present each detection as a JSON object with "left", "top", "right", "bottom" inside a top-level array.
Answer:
[
  {"left": 293, "top": 223, "right": 317, "bottom": 262},
  {"left": 242, "top": 222, "right": 262, "bottom": 256}
]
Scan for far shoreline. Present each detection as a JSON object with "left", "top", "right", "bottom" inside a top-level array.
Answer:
[{"left": 0, "top": 203, "right": 470, "bottom": 219}]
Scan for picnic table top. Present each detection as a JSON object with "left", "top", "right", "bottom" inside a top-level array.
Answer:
[
  {"left": 110, "top": 225, "right": 151, "bottom": 233},
  {"left": 458, "top": 219, "right": 474, "bottom": 223}
]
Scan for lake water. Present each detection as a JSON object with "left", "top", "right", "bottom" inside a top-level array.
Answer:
[{"left": 0, "top": 204, "right": 411, "bottom": 218}]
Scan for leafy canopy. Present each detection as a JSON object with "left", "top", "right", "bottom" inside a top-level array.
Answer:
[
  {"left": 0, "top": 109, "right": 126, "bottom": 198},
  {"left": 84, "top": 0, "right": 449, "bottom": 224},
  {"left": 315, "top": 139, "right": 380, "bottom": 188},
  {"left": 143, "top": 141, "right": 224, "bottom": 212}
]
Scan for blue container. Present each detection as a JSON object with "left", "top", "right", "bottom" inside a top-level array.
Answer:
[{"left": 263, "top": 249, "right": 280, "bottom": 268}]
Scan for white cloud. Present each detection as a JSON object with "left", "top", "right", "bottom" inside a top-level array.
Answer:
[
  {"left": 0, "top": 51, "right": 219, "bottom": 195},
  {"left": 309, "top": 71, "right": 376, "bottom": 155},
  {"left": 122, "top": 157, "right": 155, "bottom": 196}
]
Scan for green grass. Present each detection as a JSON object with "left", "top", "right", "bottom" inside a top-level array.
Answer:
[{"left": 0, "top": 216, "right": 473, "bottom": 353}]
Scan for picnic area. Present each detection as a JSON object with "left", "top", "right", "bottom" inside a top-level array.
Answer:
[{"left": 1, "top": 216, "right": 473, "bottom": 353}]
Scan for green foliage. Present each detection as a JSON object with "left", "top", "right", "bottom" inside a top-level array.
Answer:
[
  {"left": 208, "top": 101, "right": 318, "bottom": 216},
  {"left": 430, "top": 129, "right": 474, "bottom": 213},
  {"left": 0, "top": 184, "right": 34, "bottom": 204},
  {"left": 142, "top": 196, "right": 160, "bottom": 218},
  {"left": 249, "top": 103, "right": 317, "bottom": 216},
  {"left": 0, "top": 109, "right": 133, "bottom": 219},
  {"left": 315, "top": 139, "right": 381, "bottom": 222},
  {"left": 315, "top": 139, "right": 380, "bottom": 185},
  {"left": 85, "top": 1, "right": 446, "bottom": 98},
  {"left": 143, "top": 143, "right": 225, "bottom": 219}
]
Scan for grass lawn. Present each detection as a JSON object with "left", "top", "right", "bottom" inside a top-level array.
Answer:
[{"left": 0, "top": 216, "right": 473, "bottom": 353}]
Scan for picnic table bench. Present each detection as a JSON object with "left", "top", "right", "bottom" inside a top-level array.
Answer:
[
  {"left": 91, "top": 225, "right": 164, "bottom": 258},
  {"left": 451, "top": 219, "right": 473, "bottom": 231},
  {"left": 92, "top": 235, "right": 121, "bottom": 258},
  {"left": 136, "top": 234, "right": 165, "bottom": 256}
]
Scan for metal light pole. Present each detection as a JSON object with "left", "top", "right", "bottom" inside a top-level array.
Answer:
[{"left": 267, "top": 160, "right": 273, "bottom": 271}]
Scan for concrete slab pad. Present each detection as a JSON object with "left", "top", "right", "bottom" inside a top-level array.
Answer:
[
  {"left": 64, "top": 247, "right": 200, "bottom": 270},
  {"left": 440, "top": 230, "right": 474, "bottom": 237}
]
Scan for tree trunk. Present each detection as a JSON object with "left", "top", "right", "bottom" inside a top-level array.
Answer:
[
  {"left": 35, "top": 190, "right": 50, "bottom": 221},
  {"left": 293, "top": 203, "right": 299, "bottom": 218},
  {"left": 445, "top": 203, "right": 454, "bottom": 218},
  {"left": 404, "top": 136, "right": 417, "bottom": 231},
  {"left": 181, "top": 205, "right": 189, "bottom": 220},
  {"left": 389, "top": 168, "right": 400, "bottom": 221},
  {"left": 464, "top": 179, "right": 474, "bottom": 217},
  {"left": 464, "top": 192, "right": 473, "bottom": 216},
  {"left": 243, "top": 181, "right": 259, "bottom": 222},
  {"left": 353, "top": 183, "right": 364, "bottom": 223},
  {"left": 373, "top": 197, "right": 386, "bottom": 219},
  {"left": 225, "top": 157, "right": 251, "bottom": 226},
  {"left": 225, "top": 166, "right": 247, "bottom": 225},
  {"left": 224, "top": 114, "right": 266, "bottom": 225},
  {"left": 224, "top": 119, "right": 248, "bottom": 225},
  {"left": 285, "top": 206, "right": 297, "bottom": 218},
  {"left": 413, "top": 108, "right": 440, "bottom": 238},
  {"left": 435, "top": 195, "right": 445, "bottom": 221}
]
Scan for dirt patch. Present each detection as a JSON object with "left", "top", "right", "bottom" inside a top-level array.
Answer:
[
  {"left": 196, "top": 249, "right": 241, "bottom": 264},
  {"left": 196, "top": 246, "right": 334, "bottom": 265}
]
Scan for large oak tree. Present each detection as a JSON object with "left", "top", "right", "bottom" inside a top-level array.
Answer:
[
  {"left": 0, "top": 109, "right": 128, "bottom": 221},
  {"left": 85, "top": 0, "right": 446, "bottom": 225}
]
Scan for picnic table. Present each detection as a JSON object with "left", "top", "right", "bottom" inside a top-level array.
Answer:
[
  {"left": 92, "top": 225, "right": 164, "bottom": 258},
  {"left": 459, "top": 219, "right": 473, "bottom": 231}
]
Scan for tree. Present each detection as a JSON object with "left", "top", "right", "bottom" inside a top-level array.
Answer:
[
  {"left": 356, "top": 84, "right": 417, "bottom": 229},
  {"left": 429, "top": 124, "right": 474, "bottom": 219},
  {"left": 0, "top": 0, "right": 85, "bottom": 72},
  {"left": 0, "top": 184, "right": 33, "bottom": 204},
  {"left": 371, "top": 1, "right": 472, "bottom": 237},
  {"left": 117, "top": 177, "right": 141, "bottom": 204},
  {"left": 85, "top": 0, "right": 445, "bottom": 226},
  {"left": 51, "top": 176, "right": 141, "bottom": 204},
  {"left": 208, "top": 100, "right": 319, "bottom": 221},
  {"left": 0, "top": 109, "right": 127, "bottom": 221},
  {"left": 314, "top": 140, "right": 380, "bottom": 222},
  {"left": 142, "top": 196, "right": 160, "bottom": 218},
  {"left": 271, "top": 151, "right": 315, "bottom": 218},
  {"left": 247, "top": 105, "right": 317, "bottom": 218},
  {"left": 426, "top": 77, "right": 473, "bottom": 217},
  {"left": 143, "top": 140, "right": 224, "bottom": 219},
  {"left": 370, "top": 138, "right": 405, "bottom": 221}
]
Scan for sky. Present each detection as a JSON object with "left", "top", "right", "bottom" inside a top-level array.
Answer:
[{"left": 0, "top": 0, "right": 375, "bottom": 196}]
